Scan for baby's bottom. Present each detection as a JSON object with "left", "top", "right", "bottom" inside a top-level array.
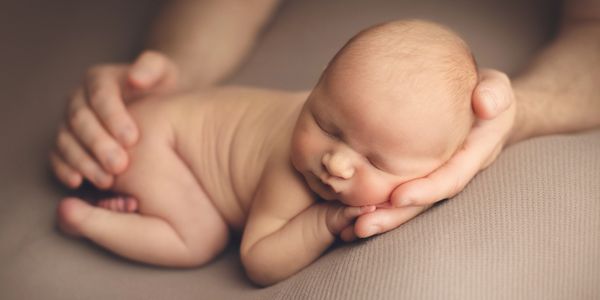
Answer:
[{"left": 57, "top": 99, "right": 229, "bottom": 268}]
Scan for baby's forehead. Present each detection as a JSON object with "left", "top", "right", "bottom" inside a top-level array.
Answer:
[
  {"left": 313, "top": 79, "right": 455, "bottom": 154},
  {"left": 322, "top": 20, "right": 476, "bottom": 96}
]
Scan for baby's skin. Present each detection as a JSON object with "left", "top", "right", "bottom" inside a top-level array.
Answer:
[{"left": 57, "top": 20, "right": 477, "bottom": 286}]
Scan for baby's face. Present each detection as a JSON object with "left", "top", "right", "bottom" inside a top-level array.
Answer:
[{"left": 291, "top": 70, "right": 461, "bottom": 206}]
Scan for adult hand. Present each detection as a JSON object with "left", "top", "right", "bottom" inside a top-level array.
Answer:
[
  {"left": 352, "top": 69, "right": 516, "bottom": 238},
  {"left": 49, "top": 50, "right": 179, "bottom": 189}
]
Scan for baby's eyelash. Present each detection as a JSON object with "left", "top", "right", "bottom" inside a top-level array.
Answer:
[
  {"left": 313, "top": 115, "right": 338, "bottom": 138},
  {"left": 367, "top": 156, "right": 384, "bottom": 171}
]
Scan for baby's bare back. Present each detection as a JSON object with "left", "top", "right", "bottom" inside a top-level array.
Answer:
[{"left": 112, "top": 87, "right": 306, "bottom": 231}]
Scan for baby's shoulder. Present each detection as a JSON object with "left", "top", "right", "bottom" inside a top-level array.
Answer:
[{"left": 253, "top": 144, "right": 315, "bottom": 210}]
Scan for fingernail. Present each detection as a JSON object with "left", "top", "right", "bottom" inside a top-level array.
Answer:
[
  {"left": 119, "top": 125, "right": 136, "bottom": 146},
  {"left": 95, "top": 172, "right": 110, "bottom": 188},
  {"left": 481, "top": 89, "right": 498, "bottom": 113},
  {"left": 69, "top": 174, "right": 82, "bottom": 188},
  {"left": 131, "top": 67, "right": 153, "bottom": 83},
  {"left": 396, "top": 197, "right": 412, "bottom": 207},
  {"left": 106, "top": 149, "right": 124, "bottom": 172},
  {"left": 363, "top": 225, "right": 380, "bottom": 237}
]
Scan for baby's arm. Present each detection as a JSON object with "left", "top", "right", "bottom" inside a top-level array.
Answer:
[{"left": 240, "top": 157, "right": 373, "bottom": 286}]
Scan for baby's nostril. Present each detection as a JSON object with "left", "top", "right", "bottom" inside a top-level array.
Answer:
[
  {"left": 321, "top": 153, "right": 332, "bottom": 172},
  {"left": 321, "top": 153, "right": 331, "bottom": 164}
]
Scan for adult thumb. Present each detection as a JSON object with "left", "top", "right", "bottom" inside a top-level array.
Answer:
[
  {"left": 127, "top": 50, "right": 178, "bottom": 91},
  {"left": 472, "top": 69, "right": 513, "bottom": 120}
]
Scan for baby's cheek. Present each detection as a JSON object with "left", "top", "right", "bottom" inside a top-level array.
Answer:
[
  {"left": 348, "top": 173, "right": 392, "bottom": 206},
  {"left": 291, "top": 131, "right": 312, "bottom": 163}
]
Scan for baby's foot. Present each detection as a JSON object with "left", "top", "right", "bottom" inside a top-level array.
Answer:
[
  {"left": 57, "top": 197, "right": 94, "bottom": 237},
  {"left": 97, "top": 195, "right": 138, "bottom": 213}
]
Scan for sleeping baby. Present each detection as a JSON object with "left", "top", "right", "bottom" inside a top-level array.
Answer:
[{"left": 56, "top": 19, "right": 477, "bottom": 286}]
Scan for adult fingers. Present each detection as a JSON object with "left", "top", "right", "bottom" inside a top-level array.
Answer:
[
  {"left": 49, "top": 151, "right": 82, "bottom": 188},
  {"left": 472, "top": 69, "right": 513, "bottom": 120},
  {"left": 55, "top": 124, "right": 114, "bottom": 189},
  {"left": 128, "top": 50, "right": 179, "bottom": 91},
  {"left": 390, "top": 120, "right": 503, "bottom": 207},
  {"left": 354, "top": 205, "right": 430, "bottom": 238},
  {"left": 339, "top": 206, "right": 376, "bottom": 241},
  {"left": 68, "top": 88, "right": 129, "bottom": 174},
  {"left": 84, "top": 66, "right": 139, "bottom": 148}
]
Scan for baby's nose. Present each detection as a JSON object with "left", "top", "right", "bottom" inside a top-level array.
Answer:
[{"left": 322, "top": 152, "right": 355, "bottom": 179}]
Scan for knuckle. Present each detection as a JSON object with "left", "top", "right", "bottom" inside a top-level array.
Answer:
[
  {"left": 89, "top": 89, "right": 113, "bottom": 108},
  {"left": 86, "top": 66, "right": 104, "bottom": 78},
  {"left": 105, "top": 112, "right": 128, "bottom": 130},
  {"left": 141, "top": 50, "right": 163, "bottom": 61},
  {"left": 55, "top": 130, "right": 71, "bottom": 151},
  {"left": 69, "top": 107, "right": 88, "bottom": 128},
  {"left": 498, "top": 72, "right": 510, "bottom": 84},
  {"left": 89, "top": 137, "right": 107, "bottom": 156},
  {"left": 78, "top": 160, "right": 97, "bottom": 176},
  {"left": 49, "top": 152, "right": 62, "bottom": 169},
  {"left": 66, "top": 89, "right": 80, "bottom": 104},
  {"left": 66, "top": 91, "right": 83, "bottom": 114},
  {"left": 449, "top": 175, "right": 465, "bottom": 197}
]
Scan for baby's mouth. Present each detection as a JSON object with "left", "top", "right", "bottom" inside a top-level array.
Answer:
[{"left": 310, "top": 172, "right": 341, "bottom": 196}]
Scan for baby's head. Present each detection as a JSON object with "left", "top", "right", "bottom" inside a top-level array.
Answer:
[{"left": 291, "top": 20, "right": 478, "bottom": 206}]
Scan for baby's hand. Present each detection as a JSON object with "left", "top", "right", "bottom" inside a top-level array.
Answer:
[{"left": 325, "top": 204, "right": 375, "bottom": 240}]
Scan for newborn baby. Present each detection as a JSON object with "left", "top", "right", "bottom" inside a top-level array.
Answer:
[{"left": 57, "top": 20, "right": 477, "bottom": 286}]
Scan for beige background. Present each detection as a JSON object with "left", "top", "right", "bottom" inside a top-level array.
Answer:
[{"left": 1, "top": 0, "right": 599, "bottom": 299}]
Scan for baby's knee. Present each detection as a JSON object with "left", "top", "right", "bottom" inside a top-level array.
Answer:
[
  {"left": 181, "top": 226, "right": 230, "bottom": 267},
  {"left": 167, "top": 217, "right": 229, "bottom": 268}
]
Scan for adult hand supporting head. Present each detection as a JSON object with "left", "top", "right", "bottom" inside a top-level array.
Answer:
[
  {"left": 352, "top": 69, "right": 516, "bottom": 239},
  {"left": 49, "top": 50, "right": 179, "bottom": 189}
]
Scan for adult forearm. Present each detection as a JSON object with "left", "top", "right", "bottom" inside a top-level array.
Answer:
[
  {"left": 146, "top": 0, "right": 280, "bottom": 88},
  {"left": 510, "top": 13, "right": 600, "bottom": 144}
]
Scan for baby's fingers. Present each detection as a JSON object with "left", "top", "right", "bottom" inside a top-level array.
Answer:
[
  {"left": 343, "top": 205, "right": 376, "bottom": 219},
  {"left": 340, "top": 225, "right": 357, "bottom": 242},
  {"left": 327, "top": 205, "right": 375, "bottom": 235},
  {"left": 354, "top": 205, "right": 430, "bottom": 238}
]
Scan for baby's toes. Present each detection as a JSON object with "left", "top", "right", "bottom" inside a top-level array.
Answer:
[
  {"left": 97, "top": 196, "right": 124, "bottom": 212},
  {"left": 124, "top": 196, "right": 139, "bottom": 212},
  {"left": 97, "top": 196, "right": 138, "bottom": 213}
]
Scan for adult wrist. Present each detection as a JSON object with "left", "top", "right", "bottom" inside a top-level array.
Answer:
[{"left": 507, "top": 84, "right": 538, "bottom": 146}]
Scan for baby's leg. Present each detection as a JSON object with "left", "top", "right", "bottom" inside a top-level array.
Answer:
[
  {"left": 58, "top": 106, "right": 228, "bottom": 267},
  {"left": 58, "top": 197, "right": 225, "bottom": 267}
]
